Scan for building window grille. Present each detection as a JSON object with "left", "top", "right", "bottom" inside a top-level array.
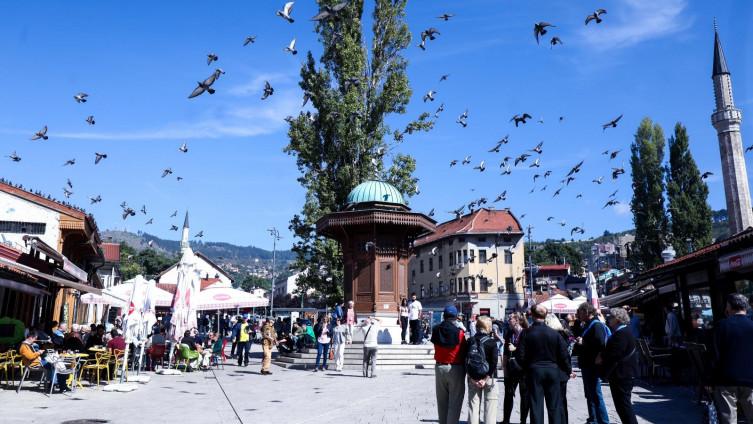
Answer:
[{"left": 0, "top": 221, "right": 46, "bottom": 235}]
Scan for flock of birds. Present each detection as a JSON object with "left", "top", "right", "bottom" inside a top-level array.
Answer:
[{"left": 3, "top": 2, "right": 726, "bottom": 246}]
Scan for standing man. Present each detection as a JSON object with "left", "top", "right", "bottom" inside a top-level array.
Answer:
[
  {"left": 261, "top": 317, "right": 278, "bottom": 375},
  {"left": 408, "top": 292, "right": 423, "bottom": 345},
  {"left": 713, "top": 294, "right": 753, "bottom": 424},
  {"left": 577, "top": 302, "right": 610, "bottom": 424},
  {"left": 236, "top": 317, "right": 251, "bottom": 367},
  {"left": 432, "top": 305, "right": 466, "bottom": 424},
  {"left": 600, "top": 308, "right": 639, "bottom": 424},
  {"left": 518, "top": 304, "right": 572, "bottom": 424},
  {"left": 664, "top": 303, "right": 682, "bottom": 346},
  {"left": 230, "top": 316, "right": 241, "bottom": 359}
]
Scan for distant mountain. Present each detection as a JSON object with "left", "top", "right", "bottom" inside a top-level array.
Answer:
[{"left": 101, "top": 230, "right": 294, "bottom": 265}]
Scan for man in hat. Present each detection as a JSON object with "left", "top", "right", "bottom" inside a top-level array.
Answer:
[
  {"left": 432, "top": 305, "right": 467, "bottom": 424},
  {"left": 261, "top": 318, "right": 278, "bottom": 375}
]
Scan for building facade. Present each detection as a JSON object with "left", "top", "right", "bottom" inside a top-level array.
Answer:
[{"left": 409, "top": 208, "right": 526, "bottom": 318}]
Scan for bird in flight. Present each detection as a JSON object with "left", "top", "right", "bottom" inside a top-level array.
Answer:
[
  {"left": 89, "top": 195, "right": 102, "bottom": 204},
  {"left": 170, "top": 225, "right": 179, "bottom": 231},
  {"left": 439, "top": 74, "right": 450, "bottom": 82},
  {"left": 456, "top": 110, "right": 469, "bottom": 127},
  {"left": 437, "top": 13, "right": 454, "bottom": 21},
  {"left": 86, "top": 115, "right": 95, "bottom": 125},
  {"left": 94, "top": 152, "right": 107, "bottom": 164},
  {"left": 161, "top": 168, "right": 173, "bottom": 178},
  {"left": 74, "top": 92, "right": 88, "bottom": 103},
  {"left": 567, "top": 160, "right": 584, "bottom": 177},
  {"left": 418, "top": 28, "right": 441, "bottom": 51},
  {"left": 179, "top": 143, "right": 188, "bottom": 153},
  {"left": 63, "top": 158, "right": 76, "bottom": 166},
  {"left": 140, "top": 205, "right": 147, "bottom": 215},
  {"left": 261, "top": 81, "right": 275, "bottom": 100},
  {"left": 122, "top": 207, "right": 136, "bottom": 220},
  {"left": 311, "top": 1, "right": 349, "bottom": 21},
  {"left": 206, "top": 53, "right": 218, "bottom": 65},
  {"left": 170, "top": 210, "right": 178, "bottom": 218},
  {"left": 571, "top": 226, "right": 585, "bottom": 236},
  {"left": 195, "top": 231, "right": 204, "bottom": 238},
  {"left": 145, "top": 218, "right": 154, "bottom": 225},
  {"left": 530, "top": 141, "right": 544, "bottom": 154},
  {"left": 510, "top": 113, "right": 532, "bottom": 127},
  {"left": 494, "top": 191, "right": 507, "bottom": 202},
  {"left": 592, "top": 176, "right": 604, "bottom": 184},
  {"left": 609, "top": 150, "right": 621, "bottom": 160},
  {"left": 188, "top": 69, "right": 225, "bottom": 99},
  {"left": 461, "top": 155, "right": 472, "bottom": 165},
  {"left": 284, "top": 38, "right": 298, "bottom": 55},
  {"left": 66, "top": 178, "right": 73, "bottom": 189},
  {"left": 514, "top": 153, "right": 531, "bottom": 166},
  {"left": 473, "top": 161, "right": 486, "bottom": 172},
  {"left": 530, "top": 158, "right": 541, "bottom": 168},
  {"left": 243, "top": 35, "right": 256, "bottom": 46},
  {"left": 612, "top": 167, "right": 625, "bottom": 179},
  {"left": 31, "top": 125, "right": 49, "bottom": 140},
  {"left": 276, "top": 2, "right": 295, "bottom": 23},
  {"left": 550, "top": 37, "right": 563, "bottom": 48},
  {"left": 701, "top": 171, "right": 714, "bottom": 179},
  {"left": 603, "top": 199, "right": 620, "bottom": 209},
  {"left": 602, "top": 114, "right": 623, "bottom": 131},
  {"left": 746, "top": 145, "right": 753, "bottom": 153},
  {"left": 585, "top": 9, "right": 607, "bottom": 25},
  {"left": 7, "top": 151, "right": 21, "bottom": 162},
  {"left": 423, "top": 90, "right": 437, "bottom": 102},
  {"left": 534, "top": 22, "right": 555, "bottom": 44}
]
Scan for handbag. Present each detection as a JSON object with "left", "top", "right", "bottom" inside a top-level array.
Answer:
[{"left": 329, "top": 347, "right": 335, "bottom": 361}]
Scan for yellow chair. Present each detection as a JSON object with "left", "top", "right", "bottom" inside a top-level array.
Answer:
[
  {"left": 4, "top": 351, "right": 23, "bottom": 388},
  {"left": 79, "top": 352, "right": 111, "bottom": 387},
  {"left": 111, "top": 349, "right": 126, "bottom": 379},
  {"left": 0, "top": 351, "right": 10, "bottom": 387}
]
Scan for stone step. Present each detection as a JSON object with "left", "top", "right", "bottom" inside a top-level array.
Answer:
[
  {"left": 282, "top": 352, "right": 435, "bottom": 360},
  {"left": 273, "top": 361, "right": 432, "bottom": 371},
  {"left": 275, "top": 356, "right": 436, "bottom": 365}
]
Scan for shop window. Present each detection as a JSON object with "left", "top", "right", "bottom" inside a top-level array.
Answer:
[
  {"left": 504, "top": 250, "right": 513, "bottom": 264},
  {"left": 479, "top": 249, "right": 487, "bottom": 263}
]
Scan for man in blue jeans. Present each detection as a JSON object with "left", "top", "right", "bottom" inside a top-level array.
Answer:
[{"left": 576, "top": 302, "right": 610, "bottom": 424}]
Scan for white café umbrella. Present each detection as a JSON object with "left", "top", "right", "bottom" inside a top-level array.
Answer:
[
  {"left": 195, "top": 284, "right": 269, "bottom": 333},
  {"left": 168, "top": 248, "right": 199, "bottom": 367},
  {"left": 112, "top": 275, "right": 147, "bottom": 388},
  {"left": 538, "top": 294, "right": 579, "bottom": 314},
  {"left": 585, "top": 272, "right": 601, "bottom": 310},
  {"left": 81, "top": 279, "right": 173, "bottom": 307}
]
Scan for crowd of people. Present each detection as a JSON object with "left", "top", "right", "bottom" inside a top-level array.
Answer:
[{"left": 431, "top": 302, "right": 641, "bottom": 424}]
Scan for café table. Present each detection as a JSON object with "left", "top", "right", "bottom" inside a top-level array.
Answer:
[{"left": 61, "top": 352, "right": 89, "bottom": 389}]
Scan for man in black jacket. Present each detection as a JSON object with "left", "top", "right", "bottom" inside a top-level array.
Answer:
[
  {"left": 576, "top": 302, "right": 610, "bottom": 424},
  {"left": 713, "top": 294, "right": 753, "bottom": 424},
  {"left": 600, "top": 307, "right": 639, "bottom": 424},
  {"left": 518, "top": 304, "right": 572, "bottom": 424}
]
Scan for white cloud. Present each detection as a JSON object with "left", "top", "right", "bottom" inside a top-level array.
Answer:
[{"left": 580, "top": 0, "right": 690, "bottom": 50}]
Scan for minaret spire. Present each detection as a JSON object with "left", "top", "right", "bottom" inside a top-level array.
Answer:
[
  {"left": 711, "top": 24, "right": 753, "bottom": 234},
  {"left": 180, "top": 211, "right": 190, "bottom": 253}
]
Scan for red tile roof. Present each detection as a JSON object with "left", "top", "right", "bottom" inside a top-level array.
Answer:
[
  {"left": 101, "top": 243, "right": 120, "bottom": 263},
  {"left": 538, "top": 264, "right": 570, "bottom": 272},
  {"left": 0, "top": 180, "right": 86, "bottom": 219},
  {"left": 200, "top": 278, "right": 221, "bottom": 290},
  {"left": 414, "top": 208, "right": 523, "bottom": 247}
]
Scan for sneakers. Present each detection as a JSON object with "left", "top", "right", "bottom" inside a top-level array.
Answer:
[{"left": 312, "top": 368, "right": 318, "bottom": 372}]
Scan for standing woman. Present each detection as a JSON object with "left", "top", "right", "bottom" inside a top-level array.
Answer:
[
  {"left": 399, "top": 298, "right": 410, "bottom": 344},
  {"left": 331, "top": 318, "right": 347, "bottom": 371},
  {"left": 600, "top": 308, "right": 639, "bottom": 424},
  {"left": 314, "top": 315, "right": 331, "bottom": 372},
  {"left": 467, "top": 316, "right": 499, "bottom": 424},
  {"left": 501, "top": 313, "right": 530, "bottom": 424}
]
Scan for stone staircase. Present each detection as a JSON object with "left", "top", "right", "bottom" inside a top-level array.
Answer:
[{"left": 274, "top": 343, "right": 436, "bottom": 371}]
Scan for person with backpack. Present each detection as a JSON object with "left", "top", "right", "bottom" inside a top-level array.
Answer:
[
  {"left": 466, "top": 316, "right": 498, "bottom": 424},
  {"left": 432, "top": 305, "right": 466, "bottom": 424},
  {"left": 501, "top": 312, "right": 530, "bottom": 424},
  {"left": 576, "top": 302, "right": 611, "bottom": 424},
  {"left": 518, "top": 304, "right": 572, "bottom": 424}
]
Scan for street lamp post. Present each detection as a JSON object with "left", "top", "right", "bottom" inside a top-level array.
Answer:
[
  {"left": 494, "top": 234, "right": 501, "bottom": 318},
  {"left": 526, "top": 225, "right": 534, "bottom": 305},
  {"left": 268, "top": 227, "right": 281, "bottom": 318}
]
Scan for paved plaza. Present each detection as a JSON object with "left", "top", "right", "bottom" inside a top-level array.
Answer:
[{"left": 2, "top": 346, "right": 702, "bottom": 424}]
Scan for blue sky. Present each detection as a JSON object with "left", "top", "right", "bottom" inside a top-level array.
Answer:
[{"left": 1, "top": 0, "right": 752, "bottom": 250}]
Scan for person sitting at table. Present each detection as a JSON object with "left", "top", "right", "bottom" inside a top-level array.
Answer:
[
  {"left": 63, "top": 325, "right": 85, "bottom": 352},
  {"left": 19, "top": 331, "right": 70, "bottom": 393},
  {"left": 150, "top": 327, "right": 167, "bottom": 346},
  {"left": 86, "top": 325, "right": 105, "bottom": 350},
  {"left": 106, "top": 329, "right": 126, "bottom": 353},
  {"left": 51, "top": 322, "right": 66, "bottom": 347}
]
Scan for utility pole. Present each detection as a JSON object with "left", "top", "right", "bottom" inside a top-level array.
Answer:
[
  {"left": 494, "top": 233, "right": 501, "bottom": 318},
  {"left": 268, "top": 227, "right": 281, "bottom": 318},
  {"left": 526, "top": 225, "right": 534, "bottom": 306}
]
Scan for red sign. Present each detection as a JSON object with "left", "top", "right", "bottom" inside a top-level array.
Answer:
[
  {"left": 213, "top": 294, "right": 231, "bottom": 301},
  {"left": 729, "top": 255, "right": 743, "bottom": 269},
  {"left": 554, "top": 303, "right": 568, "bottom": 309}
]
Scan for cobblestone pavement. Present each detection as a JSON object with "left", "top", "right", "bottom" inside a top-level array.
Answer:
[{"left": 2, "top": 347, "right": 702, "bottom": 424}]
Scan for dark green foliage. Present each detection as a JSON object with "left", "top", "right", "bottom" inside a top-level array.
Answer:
[
  {"left": 630, "top": 118, "right": 668, "bottom": 271},
  {"left": 235, "top": 274, "right": 271, "bottom": 292},
  {"left": 532, "top": 241, "right": 584, "bottom": 269},
  {"left": 666, "top": 123, "right": 713, "bottom": 256},
  {"left": 284, "top": 0, "right": 430, "bottom": 302},
  {"left": 119, "top": 242, "right": 176, "bottom": 280}
]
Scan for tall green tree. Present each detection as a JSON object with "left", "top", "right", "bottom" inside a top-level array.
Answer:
[
  {"left": 666, "top": 123, "right": 713, "bottom": 256},
  {"left": 532, "top": 241, "right": 584, "bottom": 269},
  {"left": 284, "top": 0, "right": 431, "bottom": 302},
  {"left": 630, "top": 118, "right": 668, "bottom": 271}
]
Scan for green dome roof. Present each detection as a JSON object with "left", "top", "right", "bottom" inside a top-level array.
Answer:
[{"left": 346, "top": 180, "right": 406, "bottom": 206}]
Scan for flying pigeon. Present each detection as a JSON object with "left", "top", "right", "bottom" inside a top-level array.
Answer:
[
  {"left": 592, "top": 176, "right": 604, "bottom": 184},
  {"left": 473, "top": 161, "right": 486, "bottom": 172},
  {"left": 261, "top": 81, "right": 274, "bottom": 100},
  {"left": 243, "top": 35, "right": 257, "bottom": 46},
  {"left": 170, "top": 225, "right": 179, "bottom": 231},
  {"left": 547, "top": 216, "right": 555, "bottom": 222},
  {"left": 609, "top": 189, "right": 619, "bottom": 198},
  {"left": 66, "top": 178, "right": 73, "bottom": 189},
  {"left": 609, "top": 150, "right": 621, "bottom": 160},
  {"left": 612, "top": 167, "right": 625, "bottom": 179},
  {"left": 311, "top": 1, "right": 349, "bottom": 21},
  {"left": 501, "top": 166, "right": 512, "bottom": 175},
  {"left": 148, "top": 240, "right": 154, "bottom": 247},
  {"left": 176, "top": 176, "right": 184, "bottom": 182},
  {"left": 161, "top": 168, "right": 173, "bottom": 178},
  {"left": 701, "top": 171, "right": 713, "bottom": 179},
  {"left": 74, "top": 92, "right": 88, "bottom": 103},
  {"left": 552, "top": 187, "right": 562, "bottom": 197},
  {"left": 603, "top": 199, "right": 620, "bottom": 209},
  {"left": 585, "top": 9, "right": 607, "bottom": 25},
  {"left": 534, "top": 22, "right": 555, "bottom": 44},
  {"left": 550, "top": 37, "right": 563, "bottom": 48},
  {"left": 188, "top": 69, "right": 225, "bottom": 99},
  {"left": 494, "top": 191, "right": 507, "bottom": 202},
  {"left": 122, "top": 207, "right": 136, "bottom": 220},
  {"left": 276, "top": 2, "right": 295, "bottom": 23},
  {"left": 449, "top": 160, "right": 458, "bottom": 167},
  {"left": 145, "top": 218, "right": 153, "bottom": 225},
  {"left": 195, "top": 231, "right": 204, "bottom": 238},
  {"left": 94, "top": 152, "right": 107, "bottom": 164},
  {"left": 567, "top": 160, "right": 584, "bottom": 176},
  {"left": 170, "top": 210, "right": 177, "bottom": 217},
  {"left": 31, "top": 125, "right": 48, "bottom": 140},
  {"left": 437, "top": 13, "right": 454, "bottom": 21},
  {"left": 423, "top": 90, "right": 437, "bottom": 102},
  {"left": 544, "top": 170, "right": 552, "bottom": 178},
  {"left": 86, "top": 115, "right": 95, "bottom": 125},
  {"left": 63, "top": 159, "right": 75, "bottom": 166},
  {"left": 63, "top": 188, "right": 73, "bottom": 198},
  {"left": 284, "top": 38, "right": 297, "bottom": 55},
  {"left": 456, "top": 110, "right": 469, "bottom": 127},
  {"left": 602, "top": 114, "right": 623, "bottom": 131},
  {"left": 746, "top": 145, "right": 753, "bottom": 153},
  {"left": 529, "top": 158, "right": 541, "bottom": 168},
  {"left": 530, "top": 141, "right": 544, "bottom": 154},
  {"left": 510, "top": 113, "right": 532, "bottom": 127},
  {"left": 140, "top": 205, "right": 147, "bottom": 215},
  {"left": 571, "top": 226, "right": 585, "bottom": 236},
  {"left": 514, "top": 153, "right": 530, "bottom": 166},
  {"left": 90, "top": 195, "right": 102, "bottom": 204},
  {"left": 419, "top": 28, "right": 440, "bottom": 50},
  {"left": 439, "top": 74, "right": 450, "bottom": 82},
  {"left": 179, "top": 143, "right": 188, "bottom": 153},
  {"left": 206, "top": 53, "right": 218, "bottom": 65},
  {"left": 434, "top": 103, "right": 445, "bottom": 118},
  {"left": 462, "top": 156, "right": 472, "bottom": 165},
  {"left": 428, "top": 208, "right": 435, "bottom": 217}
]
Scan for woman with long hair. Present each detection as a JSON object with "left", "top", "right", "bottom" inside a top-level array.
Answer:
[
  {"left": 399, "top": 298, "right": 410, "bottom": 344},
  {"left": 313, "top": 315, "right": 331, "bottom": 372},
  {"left": 501, "top": 312, "right": 530, "bottom": 424}
]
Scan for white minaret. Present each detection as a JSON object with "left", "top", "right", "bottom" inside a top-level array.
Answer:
[
  {"left": 180, "top": 211, "right": 190, "bottom": 253},
  {"left": 711, "top": 25, "right": 753, "bottom": 234}
]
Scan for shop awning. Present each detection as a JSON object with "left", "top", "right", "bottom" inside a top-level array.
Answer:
[
  {"left": 0, "top": 256, "right": 100, "bottom": 295},
  {"left": 600, "top": 285, "right": 656, "bottom": 307},
  {"left": 0, "top": 277, "right": 50, "bottom": 297}
]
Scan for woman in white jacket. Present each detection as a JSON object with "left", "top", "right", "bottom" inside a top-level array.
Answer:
[{"left": 331, "top": 318, "right": 347, "bottom": 371}]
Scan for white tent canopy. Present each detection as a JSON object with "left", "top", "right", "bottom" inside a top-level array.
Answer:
[
  {"left": 81, "top": 278, "right": 173, "bottom": 307},
  {"left": 195, "top": 284, "right": 268, "bottom": 311},
  {"left": 538, "top": 294, "right": 579, "bottom": 314}
]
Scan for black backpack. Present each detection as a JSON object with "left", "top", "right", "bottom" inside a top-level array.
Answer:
[{"left": 466, "top": 335, "right": 491, "bottom": 380}]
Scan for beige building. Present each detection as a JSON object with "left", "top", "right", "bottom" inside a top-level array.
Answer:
[{"left": 408, "top": 208, "right": 526, "bottom": 318}]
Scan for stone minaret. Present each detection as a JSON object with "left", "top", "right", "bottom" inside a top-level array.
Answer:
[
  {"left": 711, "top": 26, "right": 753, "bottom": 234},
  {"left": 180, "top": 211, "right": 190, "bottom": 253}
]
